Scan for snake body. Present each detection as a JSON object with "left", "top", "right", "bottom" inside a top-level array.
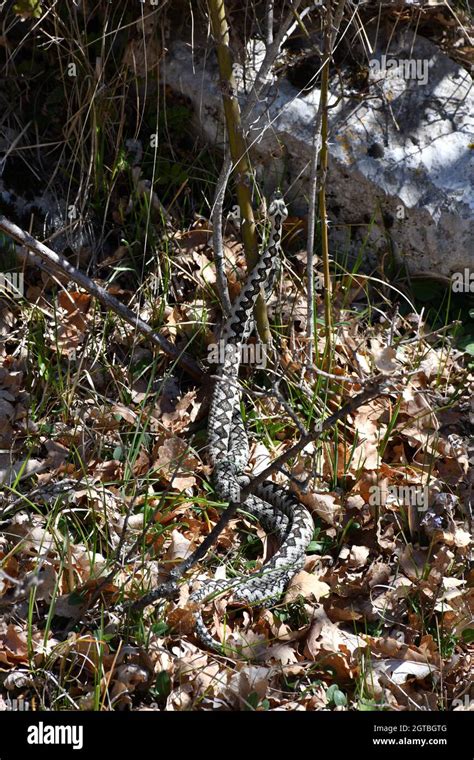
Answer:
[{"left": 191, "top": 193, "right": 314, "bottom": 651}]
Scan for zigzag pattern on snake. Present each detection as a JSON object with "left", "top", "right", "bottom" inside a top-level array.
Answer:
[{"left": 190, "top": 193, "right": 314, "bottom": 652}]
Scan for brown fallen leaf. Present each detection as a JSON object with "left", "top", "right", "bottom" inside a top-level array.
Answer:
[
  {"left": 295, "top": 491, "right": 342, "bottom": 526},
  {"left": 152, "top": 437, "right": 199, "bottom": 491},
  {"left": 284, "top": 571, "right": 330, "bottom": 604},
  {"left": 163, "top": 529, "right": 194, "bottom": 562},
  {"left": 347, "top": 545, "right": 371, "bottom": 568},
  {"left": 374, "top": 345, "right": 400, "bottom": 374},
  {"left": 375, "top": 658, "right": 436, "bottom": 684},
  {"left": 53, "top": 290, "right": 91, "bottom": 356}
]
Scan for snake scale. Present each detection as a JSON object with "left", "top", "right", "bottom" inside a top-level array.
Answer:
[{"left": 190, "top": 193, "right": 314, "bottom": 652}]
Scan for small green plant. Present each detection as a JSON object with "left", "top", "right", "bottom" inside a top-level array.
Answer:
[{"left": 326, "top": 683, "right": 348, "bottom": 707}]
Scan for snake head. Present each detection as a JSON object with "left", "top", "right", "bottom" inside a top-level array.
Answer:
[{"left": 268, "top": 191, "right": 289, "bottom": 221}]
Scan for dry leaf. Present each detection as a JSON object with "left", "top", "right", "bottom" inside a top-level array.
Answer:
[
  {"left": 152, "top": 437, "right": 199, "bottom": 491},
  {"left": 284, "top": 571, "right": 330, "bottom": 604},
  {"left": 296, "top": 491, "right": 342, "bottom": 526},
  {"left": 374, "top": 346, "right": 399, "bottom": 374}
]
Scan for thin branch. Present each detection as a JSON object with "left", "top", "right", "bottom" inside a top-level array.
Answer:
[
  {"left": 318, "top": 8, "right": 334, "bottom": 358},
  {"left": 209, "top": 1, "right": 303, "bottom": 332},
  {"left": 208, "top": 0, "right": 258, "bottom": 269},
  {"left": 211, "top": 152, "right": 233, "bottom": 316},
  {"left": 265, "top": 0, "right": 274, "bottom": 45},
  {"left": 0, "top": 215, "right": 203, "bottom": 381},
  {"left": 208, "top": 0, "right": 276, "bottom": 340},
  {"left": 306, "top": 113, "right": 323, "bottom": 370},
  {"left": 241, "top": 0, "right": 303, "bottom": 127},
  {"left": 306, "top": 0, "right": 346, "bottom": 369}
]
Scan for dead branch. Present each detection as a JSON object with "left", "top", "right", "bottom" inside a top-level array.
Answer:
[{"left": 0, "top": 215, "right": 203, "bottom": 381}]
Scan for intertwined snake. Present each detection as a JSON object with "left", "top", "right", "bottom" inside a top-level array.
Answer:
[{"left": 191, "top": 193, "right": 314, "bottom": 652}]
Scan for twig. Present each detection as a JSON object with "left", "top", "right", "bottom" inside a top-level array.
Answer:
[
  {"left": 241, "top": 0, "right": 303, "bottom": 127},
  {"left": 306, "top": 113, "right": 323, "bottom": 370},
  {"left": 211, "top": 152, "right": 233, "bottom": 316},
  {"left": 209, "top": 0, "right": 276, "bottom": 342},
  {"left": 318, "top": 6, "right": 334, "bottom": 358},
  {"left": 209, "top": 0, "right": 303, "bottom": 336},
  {"left": 208, "top": 0, "right": 258, "bottom": 270},
  {"left": 306, "top": 0, "right": 346, "bottom": 369},
  {"left": 265, "top": 0, "right": 274, "bottom": 45},
  {"left": 0, "top": 215, "right": 203, "bottom": 381}
]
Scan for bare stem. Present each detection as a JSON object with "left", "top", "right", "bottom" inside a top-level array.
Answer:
[
  {"left": 211, "top": 152, "right": 233, "bottom": 316},
  {"left": 0, "top": 215, "right": 202, "bottom": 381},
  {"left": 306, "top": 0, "right": 346, "bottom": 369},
  {"left": 208, "top": 0, "right": 275, "bottom": 340}
]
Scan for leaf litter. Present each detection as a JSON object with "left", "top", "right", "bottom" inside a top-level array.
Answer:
[{"left": 0, "top": 198, "right": 472, "bottom": 714}]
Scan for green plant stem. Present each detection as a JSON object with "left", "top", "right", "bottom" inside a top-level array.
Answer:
[
  {"left": 319, "top": 13, "right": 333, "bottom": 360},
  {"left": 208, "top": 0, "right": 269, "bottom": 341}
]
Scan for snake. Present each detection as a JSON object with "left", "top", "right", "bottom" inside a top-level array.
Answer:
[{"left": 190, "top": 192, "right": 314, "bottom": 652}]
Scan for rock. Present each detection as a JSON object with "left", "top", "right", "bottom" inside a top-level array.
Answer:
[{"left": 162, "top": 31, "right": 473, "bottom": 277}]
